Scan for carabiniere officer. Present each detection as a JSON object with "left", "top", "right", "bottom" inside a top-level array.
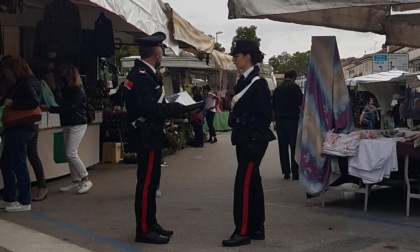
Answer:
[
  {"left": 222, "top": 40, "right": 276, "bottom": 247},
  {"left": 123, "top": 32, "right": 185, "bottom": 244}
]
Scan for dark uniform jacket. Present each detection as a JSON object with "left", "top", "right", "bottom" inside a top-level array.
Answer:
[
  {"left": 123, "top": 59, "right": 182, "bottom": 150},
  {"left": 3, "top": 77, "right": 41, "bottom": 132},
  {"left": 230, "top": 66, "right": 276, "bottom": 145},
  {"left": 49, "top": 85, "right": 88, "bottom": 126}
]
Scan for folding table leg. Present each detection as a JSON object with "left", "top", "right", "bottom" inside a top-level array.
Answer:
[{"left": 364, "top": 184, "right": 370, "bottom": 212}]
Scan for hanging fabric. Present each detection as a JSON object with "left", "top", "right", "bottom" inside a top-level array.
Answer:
[
  {"left": 0, "top": 0, "right": 23, "bottom": 14},
  {"left": 94, "top": 12, "right": 115, "bottom": 57},
  {"left": 43, "top": 0, "right": 82, "bottom": 56},
  {"left": 0, "top": 20, "right": 3, "bottom": 55}
]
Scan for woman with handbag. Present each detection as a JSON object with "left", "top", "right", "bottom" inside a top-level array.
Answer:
[
  {"left": 44, "top": 65, "right": 93, "bottom": 194},
  {"left": 0, "top": 57, "right": 41, "bottom": 212}
]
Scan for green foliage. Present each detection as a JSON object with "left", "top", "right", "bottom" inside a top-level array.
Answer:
[
  {"left": 269, "top": 50, "right": 310, "bottom": 75},
  {"left": 230, "top": 25, "right": 261, "bottom": 55},
  {"left": 214, "top": 42, "right": 226, "bottom": 53},
  {"left": 114, "top": 45, "right": 138, "bottom": 67},
  {"left": 208, "top": 34, "right": 226, "bottom": 53}
]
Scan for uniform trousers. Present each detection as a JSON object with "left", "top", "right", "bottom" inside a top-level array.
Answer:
[
  {"left": 135, "top": 149, "right": 162, "bottom": 234},
  {"left": 275, "top": 119, "right": 299, "bottom": 177},
  {"left": 234, "top": 141, "right": 268, "bottom": 236}
]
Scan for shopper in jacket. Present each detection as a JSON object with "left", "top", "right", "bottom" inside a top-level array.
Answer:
[
  {"left": 272, "top": 70, "right": 303, "bottom": 180},
  {"left": 45, "top": 65, "right": 93, "bottom": 194},
  {"left": 0, "top": 57, "right": 41, "bottom": 212}
]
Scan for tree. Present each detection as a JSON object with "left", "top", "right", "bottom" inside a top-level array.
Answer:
[
  {"left": 269, "top": 51, "right": 310, "bottom": 75},
  {"left": 230, "top": 25, "right": 261, "bottom": 55},
  {"left": 114, "top": 45, "right": 138, "bottom": 67}
]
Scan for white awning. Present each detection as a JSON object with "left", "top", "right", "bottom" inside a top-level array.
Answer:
[{"left": 227, "top": 0, "right": 420, "bottom": 48}]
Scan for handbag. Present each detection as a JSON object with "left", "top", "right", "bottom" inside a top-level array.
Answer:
[
  {"left": 53, "top": 131, "right": 68, "bottom": 163},
  {"left": 2, "top": 81, "right": 42, "bottom": 128},
  {"left": 2, "top": 106, "right": 42, "bottom": 128},
  {"left": 188, "top": 109, "right": 204, "bottom": 122}
]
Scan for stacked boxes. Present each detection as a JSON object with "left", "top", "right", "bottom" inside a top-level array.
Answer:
[{"left": 101, "top": 142, "right": 123, "bottom": 163}]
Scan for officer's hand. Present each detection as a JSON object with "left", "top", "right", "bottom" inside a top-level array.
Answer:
[{"left": 171, "top": 102, "right": 186, "bottom": 116}]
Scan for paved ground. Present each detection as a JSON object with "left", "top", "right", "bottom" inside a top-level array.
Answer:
[{"left": 1, "top": 131, "right": 420, "bottom": 252}]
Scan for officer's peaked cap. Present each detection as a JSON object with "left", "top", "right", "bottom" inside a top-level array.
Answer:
[
  {"left": 136, "top": 32, "right": 166, "bottom": 47},
  {"left": 232, "top": 40, "right": 262, "bottom": 55}
]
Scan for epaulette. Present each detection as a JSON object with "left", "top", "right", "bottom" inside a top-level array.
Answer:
[{"left": 138, "top": 68, "right": 147, "bottom": 75}]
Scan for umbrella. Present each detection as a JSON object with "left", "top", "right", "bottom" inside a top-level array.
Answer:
[{"left": 227, "top": 0, "right": 420, "bottom": 48}]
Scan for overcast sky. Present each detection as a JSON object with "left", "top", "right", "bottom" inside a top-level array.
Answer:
[{"left": 166, "top": 0, "right": 385, "bottom": 61}]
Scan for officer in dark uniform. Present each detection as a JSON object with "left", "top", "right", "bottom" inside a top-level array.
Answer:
[
  {"left": 222, "top": 41, "right": 276, "bottom": 247},
  {"left": 123, "top": 32, "right": 184, "bottom": 244}
]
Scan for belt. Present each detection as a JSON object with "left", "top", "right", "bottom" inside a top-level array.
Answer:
[{"left": 131, "top": 117, "right": 149, "bottom": 128}]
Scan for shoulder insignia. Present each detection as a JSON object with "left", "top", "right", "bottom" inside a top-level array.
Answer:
[
  {"left": 138, "top": 68, "right": 147, "bottom": 75},
  {"left": 124, "top": 79, "right": 134, "bottom": 90}
]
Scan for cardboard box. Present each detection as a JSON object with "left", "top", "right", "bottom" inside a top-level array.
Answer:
[{"left": 102, "top": 142, "right": 123, "bottom": 163}]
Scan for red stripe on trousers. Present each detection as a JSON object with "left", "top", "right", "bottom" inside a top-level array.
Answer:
[
  {"left": 241, "top": 161, "right": 254, "bottom": 236},
  {"left": 141, "top": 150, "right": 155, "bottom": 233}
]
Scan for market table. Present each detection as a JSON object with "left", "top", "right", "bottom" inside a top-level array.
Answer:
[
  {"left": 204, "top": 111, "right": 231, "bottom": 131},
  {"left": 396, "top": 141, "right": 420, "bottom": 216},
  {"left": 322, "top": 139, "right": 420, "bottom": 215}
]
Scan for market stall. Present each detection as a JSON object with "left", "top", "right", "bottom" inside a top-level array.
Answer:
[{"left": 0, "top": 0, "right": 165, "bottom": 188}]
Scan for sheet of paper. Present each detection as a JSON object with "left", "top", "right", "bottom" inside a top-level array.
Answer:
[{"left": 165, "top": 91, "right": 203, "bottom": 111}]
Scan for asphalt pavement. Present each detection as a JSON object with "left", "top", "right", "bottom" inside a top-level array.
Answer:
[{"left": 1, "top": 131, "right": 420, "bottom": 252}]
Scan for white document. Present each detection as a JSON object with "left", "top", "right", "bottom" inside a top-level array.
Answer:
[{"left": 165, "top": 91, "right": 202, "bottom": 110}]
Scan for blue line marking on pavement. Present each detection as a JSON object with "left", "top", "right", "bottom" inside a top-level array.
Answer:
[{"left": 31, "top": 211, "right": 145, "bottom": 252}]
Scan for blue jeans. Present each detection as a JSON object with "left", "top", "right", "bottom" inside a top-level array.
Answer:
[{"left": 1, "top": 129, "right": 35, "bottom": 205}]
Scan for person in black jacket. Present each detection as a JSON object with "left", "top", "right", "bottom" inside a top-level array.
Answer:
[
  {"left": 123, "top": 32, "right": 185, "bottom": 245},
  {"left": 222, "top": 41, "right": 276, "bottom": 247},
  {"left": 188, "top": 86, "right": 205, "bottom": 147},
  {"left": 45, "top": 65, "right": 93, "bottom": 194},
  {"left": 0, "top": 57, "right": 41, "bottom": 212},
  {"left": 272, "top": 70, "right": 303, "bottom": 180}
]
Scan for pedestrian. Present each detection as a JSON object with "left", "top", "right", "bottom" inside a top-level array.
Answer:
[
  {"left": 28, "top": 123, "right": 48, "bottom": 201},
  {"left": 399, "top": 97, "right": 408, "bottom": 127},
  {"left": 0, "top": 57, "right": 40, "bottom": 212},
  {"left": 122, "top": 32, "right": 185, "bottom": 244},
  {"left": 44, "top": 65, "right": 93, "bottom": 194},
  {"left": 222, "top": 40, "right": 276, "bottom": 247},
  {"left": 272, "top": 70, "right": 303, "bottom": 180},
  {"left": 203, "top": 85, "right": 220, "bottom": 143},
  {"left": 391, "top": 98, "right": 401, "bottom": 128},
  {"left": 188, "top": 85, "right": 205, "bottom": 147},
  {"left": 412, "top": 98, "right": 420, "bottom": 127},
  {"left": 361, "top": 98, "right": 379, "bottom": 129}
]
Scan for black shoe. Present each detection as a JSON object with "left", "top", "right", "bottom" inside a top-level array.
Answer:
[
  {"left": 151, "top": 223, "right": 174, "bottom": 236},
  {"left": 205, "top": 138, "right": 213, "bottom": 143},
  {"left": 250, "top": 230, "right": 265, "bottom": 240},
  {"left": 222, "top": 234, "right": 251, "bottom": 247},
  {"left": 284, "top": 174, "right": 291, "bottom": 180},
  {"left": 292, "top": 175, "right": 299, "bottom": 180},
  {"left": 135, "top": 231, "right": 169, "bottom": 244},
  {"left": 211, "top": 138, "right": 218, "bottom": 144}
]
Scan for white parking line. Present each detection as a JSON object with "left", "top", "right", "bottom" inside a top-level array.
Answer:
[{"left": 0, "top": 219, "right": 92, "bottom": 252}]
